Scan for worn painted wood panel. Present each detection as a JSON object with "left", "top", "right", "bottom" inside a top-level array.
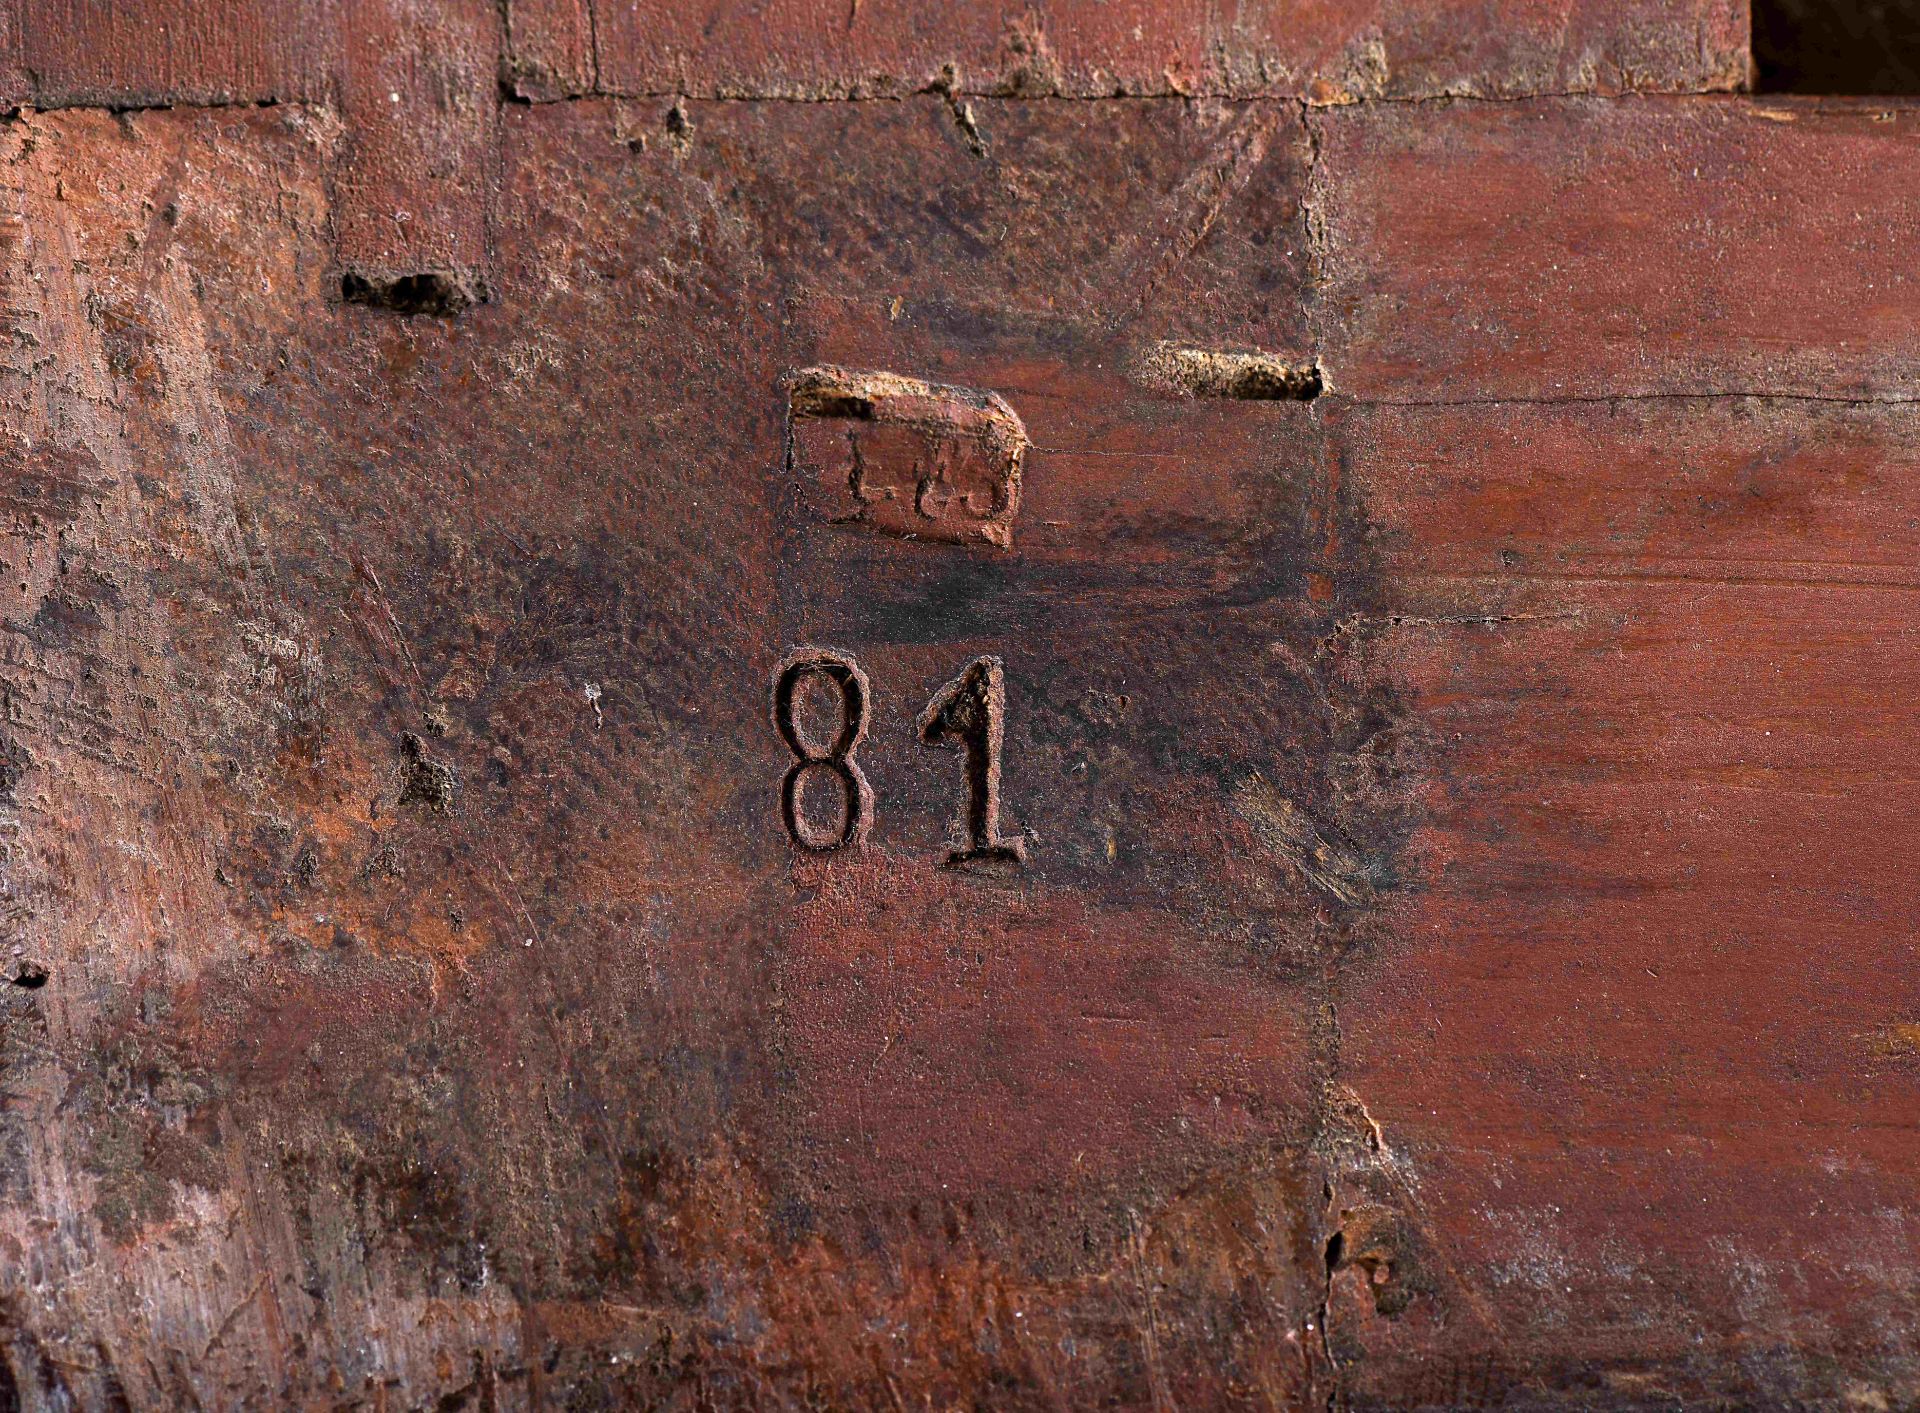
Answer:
[
  {"left": 0, "top": 95, "right": 1393, "bottom": 1407},
  {"left": 333, "top": 0, "right": 498, "bottom": 299},
  {"left": 582, "top": 0, "right": 1748, "bottom": 100},
  {"left": 1321, "top": 397, "right": 1920, "bottom": 1406},
  {"left": 502, "top": 0, "right": 596, "bottom": 100},
  {"left": 8, "top": 0, "right": 497, "bottom": 297},
  {"left": 1313, "top": 97, "right": 1920, "bottom": 402},
  {"left": 13, "top": 3, "right": 1920, "bottom": 1408},
  {"left": 9, "top": 0, "right": 1751, "bottom": 106},
  {"left": 13, "top": 0, "right": 335, "bottom": 106}
]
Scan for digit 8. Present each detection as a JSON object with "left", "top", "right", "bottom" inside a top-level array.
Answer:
[{"left": 771, "top": 648, "right": 874, "bottom": 851}]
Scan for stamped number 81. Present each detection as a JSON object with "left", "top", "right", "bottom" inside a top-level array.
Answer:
[{"left": 772, "top": 648, "right": 1027, "bottom": 864}]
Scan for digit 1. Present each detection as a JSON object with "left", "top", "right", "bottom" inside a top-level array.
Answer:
[
  {"left": 916, "top": 655, "right": 1028, "bottom": 866},
  {"left": 772, "top": 648, "right": 874, "bottom": 852}
]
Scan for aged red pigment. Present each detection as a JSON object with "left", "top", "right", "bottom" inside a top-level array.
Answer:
[{"left": 0, "top": 2, "right": 1914, "bottom": 1407}]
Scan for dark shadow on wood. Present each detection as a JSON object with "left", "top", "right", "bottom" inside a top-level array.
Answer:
[{"left": 1754, "top": 0, "right": 1920, "bottom": 92}]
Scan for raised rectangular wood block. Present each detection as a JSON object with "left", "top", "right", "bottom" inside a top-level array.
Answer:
[
  {"left": 333, "top": 0, "right": 498, "bottom": 298},
  {"left": 785, "top": 365, "right": 1029, "bottom": 548},
  {"left": 502, "top": 0, "right": 596, "bottom": 99}
]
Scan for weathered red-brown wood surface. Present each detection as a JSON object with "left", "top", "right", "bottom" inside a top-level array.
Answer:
[{"left": 2, "top": 0, "right": 1918, "bottom": 1408}]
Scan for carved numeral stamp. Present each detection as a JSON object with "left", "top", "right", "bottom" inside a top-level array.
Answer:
[
  {"left": 771, "top": 649, "right": 1028, "bottom": 864},
  {"left": 771, "top": 649, "right": 875, "bottom": 852},
  {"left": 917, "top": 655, "right": 1028, "bottom": 865}
]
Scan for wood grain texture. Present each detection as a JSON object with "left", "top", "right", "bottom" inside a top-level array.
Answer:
[
  {"left": 6, "top": 0, "right": 497, "bottom": 294},
  {"left": 7, "top": 0, "right": 1751, "bottom": 106},
  {"left": 13, "top": 0, "right": 335, "bottom": 106},
  {"left": 17, "top": 5, "right": 1920, "bottom": 1409},
  {"left": 1320, "top": 397, "right": 1920, "bottom": 1405},
  {"left": 1313, "top": 97, "right": 1920, "bottom": 402},
  {"left": 333, "top": 0, "right": 498, "bottom": 291},
  {"left": 1305, "top": 117, "right": 1920, "bottom": 1400},
  {"left": 0, "top": 95, "right": 1377, "bottom": 1407},
  {"left": 582, "top": 0, "right": 1748, "bottom": 100},
  {"left": 503, "top": 0, "right": 597, "bottom": 100}
]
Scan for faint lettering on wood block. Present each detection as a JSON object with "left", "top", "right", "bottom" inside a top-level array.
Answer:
[{"left": 785, "top": 366, "right": 1027, "bottom": 548}]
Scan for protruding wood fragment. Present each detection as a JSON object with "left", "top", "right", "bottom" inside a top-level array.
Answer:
[{"left": 786, "top": 366, "right": 1028, "bottom": 548}]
